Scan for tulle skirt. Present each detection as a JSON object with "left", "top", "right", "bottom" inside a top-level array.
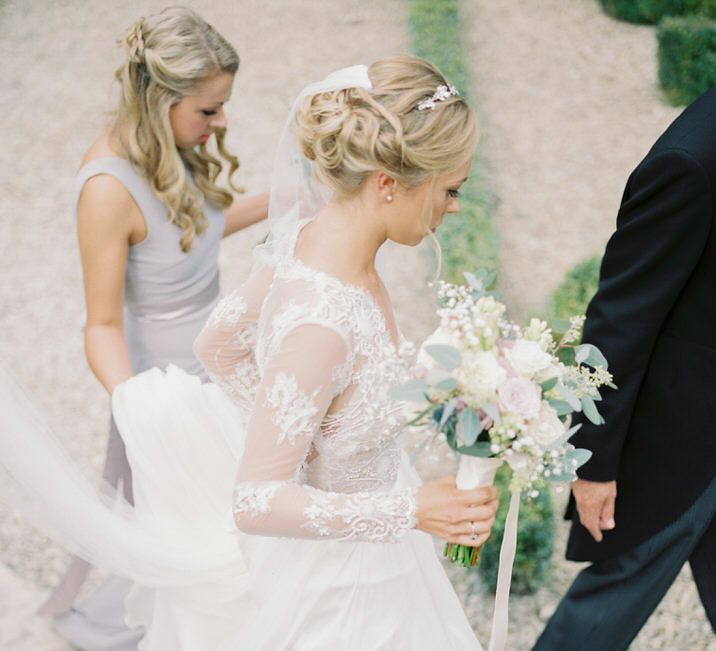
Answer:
[{"left": 1, "top": 364, "right": 482, "bottom": 650}]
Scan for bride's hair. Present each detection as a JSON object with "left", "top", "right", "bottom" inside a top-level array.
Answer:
[
  {"left": 294, "top": 55, "right": 478, "bottom": 197},
  {"left": 113, "top": 7, "right": 241, "bottom": 252}
]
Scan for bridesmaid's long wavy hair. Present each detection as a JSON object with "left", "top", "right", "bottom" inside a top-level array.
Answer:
[{"left": 113, "top": 6, "right": 240, "bottom": 252}]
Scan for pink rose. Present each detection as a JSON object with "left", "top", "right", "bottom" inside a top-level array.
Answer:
[{"left": 497, "top": 378, "right": 542, "bottom": 419}]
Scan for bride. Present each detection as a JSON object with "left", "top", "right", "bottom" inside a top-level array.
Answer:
[{"left": 1, "top": 56, "right": 497, "bottom": 650}]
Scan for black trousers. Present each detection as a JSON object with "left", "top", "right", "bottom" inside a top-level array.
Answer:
[{"left": 532, "top": 477, "right": 716, "bottom": 651}]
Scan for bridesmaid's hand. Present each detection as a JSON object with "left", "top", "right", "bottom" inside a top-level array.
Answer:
[{"left": 415, "top": 476, "right": 499, "bottom": 546}]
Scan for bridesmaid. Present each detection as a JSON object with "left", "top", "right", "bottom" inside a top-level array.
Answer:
[{"left": 38, "top": 7, "right": 268, "bottom": 650}]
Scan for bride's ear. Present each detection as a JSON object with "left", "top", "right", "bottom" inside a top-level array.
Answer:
[{"left": 374, "top": 172, "right": 397, "bottom": 203}]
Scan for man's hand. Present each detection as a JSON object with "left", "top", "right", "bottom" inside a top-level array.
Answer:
[{"left": 572, "top": 479, "right": 617, "bottom": 542}]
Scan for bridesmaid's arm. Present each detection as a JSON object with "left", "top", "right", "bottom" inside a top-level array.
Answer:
[
  {"left": 77, "top": 175, "right": 137, "bottom": 394},
  {"left": 222, "top": 191, "right": 269, "bottom": 237}
]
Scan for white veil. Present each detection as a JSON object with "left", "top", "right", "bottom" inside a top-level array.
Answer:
[
  {"left": 254, "top": 64, "right": 373, "bottom": 269},
  {"left": 0, "top": 65, "right": 377, "bottom": 591}
]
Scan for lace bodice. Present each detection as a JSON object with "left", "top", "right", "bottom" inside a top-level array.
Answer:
[{"left": 193, "top": 242, "right": 418, "bottom": 543}]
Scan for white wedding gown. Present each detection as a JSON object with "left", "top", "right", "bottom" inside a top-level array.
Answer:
[
  {"left": 0, "top": 218, "right": 483, "bottom": 650},
  {"left": 115, "top": 217, "right": 482, "bottom": 650}
]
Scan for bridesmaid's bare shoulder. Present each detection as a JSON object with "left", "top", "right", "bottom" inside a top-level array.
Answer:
[{"left": 77, "top": 128, "right": 147, "bottom": 245}]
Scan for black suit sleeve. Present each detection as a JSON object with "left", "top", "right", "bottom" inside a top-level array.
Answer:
[{"left": 571, "top": 148, "right": 712, "bottom": 481}]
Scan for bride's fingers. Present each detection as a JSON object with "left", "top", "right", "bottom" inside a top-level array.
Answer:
[
  {"left": 459, "top": 503, "right": 497, "bottom": 526},
  {"left": 456, "top": 485, "right": 498, "bottom": 506}
]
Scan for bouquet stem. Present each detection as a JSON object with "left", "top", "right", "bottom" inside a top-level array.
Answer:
[
  {"left": 444, "top": 542, "right": 481, "bottom": 567},
  {"left": 444, "top": 455, "right": 503, "bottom": 568}
]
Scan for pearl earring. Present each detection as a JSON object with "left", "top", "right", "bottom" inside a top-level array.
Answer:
[{"left": 387, "top": 195, "right": 393, "bottom": 202}]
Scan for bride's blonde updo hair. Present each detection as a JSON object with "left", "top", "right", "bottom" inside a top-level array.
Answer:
[
  {"left": 294, "top": 55, "right": 478, "bottom": 200},
  {"left": 114, "top": 6, "right": 240, "bottom": 252}
]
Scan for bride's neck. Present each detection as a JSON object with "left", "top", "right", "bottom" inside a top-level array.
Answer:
[{"left": 295, "top": 195, "right": 385, "bottom": 286}]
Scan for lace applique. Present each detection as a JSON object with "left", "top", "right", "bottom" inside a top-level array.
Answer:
[
  {"left": 233, "top": 481, "right": 285, "bottom": 517},
  {"left": 266, "top": 372, "right": 321, "bottom": 444},
  {"left": 302, "top": 487, "right": 418, "bottom": 542},
  {"left": 208, "top": 293, "right": 247, "bottom": 327}
]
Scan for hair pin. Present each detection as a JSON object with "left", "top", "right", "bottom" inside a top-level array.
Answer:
[{"left": 417, "top": 84, "right": 460, "bottom": 111}]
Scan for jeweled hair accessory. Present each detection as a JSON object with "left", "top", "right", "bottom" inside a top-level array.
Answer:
[{"left": 417, "top": 84, "right": 460, "bottom": 111}]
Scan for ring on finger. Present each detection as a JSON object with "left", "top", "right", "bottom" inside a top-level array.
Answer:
[{"left": 470, "top": 521, "right": 477, "bottom": 541}]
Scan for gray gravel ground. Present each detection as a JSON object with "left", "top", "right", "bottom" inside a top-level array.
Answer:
[{"left": 0, "top": 0, "right": 713, "bottom": 649}]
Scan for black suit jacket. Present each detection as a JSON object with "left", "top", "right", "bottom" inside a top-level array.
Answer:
[{"left": 566, "top": 86, "right": 716, "bottom": 562}]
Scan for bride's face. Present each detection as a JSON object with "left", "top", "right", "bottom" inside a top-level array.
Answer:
[{"left": 387, "top": 157, "right": 473, "bottom": 246}]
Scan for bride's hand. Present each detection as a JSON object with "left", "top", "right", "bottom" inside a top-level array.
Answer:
[{"left": 415, "top": 476, "right": 499, "bottom": 546}]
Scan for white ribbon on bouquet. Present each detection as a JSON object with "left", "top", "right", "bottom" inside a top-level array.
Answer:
[{"left": 455, "top": 455, "right": 522, "bottom": 651}]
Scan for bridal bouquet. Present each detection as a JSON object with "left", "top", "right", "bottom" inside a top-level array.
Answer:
[{"left": 390, "top": 271, "right": 615, "bottom": 567}]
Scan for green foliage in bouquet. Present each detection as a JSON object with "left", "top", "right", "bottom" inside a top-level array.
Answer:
[
  {"left": 599, "top": 0, "right": 716, "bottom": 24},
  {"left": 658, "top": 15, "right": 716, "bottom": 105},
  {"left": 476, "top": 465, "right": 554, "bottom": 595},
  {"left": 407, "top": 0, "right": 498, "bottom": 282}
]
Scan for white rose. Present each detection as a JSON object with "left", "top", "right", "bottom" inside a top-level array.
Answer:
[
  {"left": 527, "top": 401, "right": 566, "bottom": 446},
  {"left": 497, "top": 378, "right": 542, "bottom": 419},
  {"left": 506, "top": 340, "right": 552, "bottom": 376},
  {"left": 417, "top": 326, "right": 461, "bottom": 369},
  {"left": 460, "top": 350, "right": 507, "bottom": 403}
]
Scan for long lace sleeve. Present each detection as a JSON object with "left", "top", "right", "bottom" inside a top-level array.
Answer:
[
  {"left": 193, "top": 268, "right": 273, "bottom": 412},
  {"left": 232, "top": 322, "right": 417, "bottom": 543}
]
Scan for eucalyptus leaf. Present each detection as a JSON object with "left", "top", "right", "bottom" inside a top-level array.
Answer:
[
  {"left": 388, "top": 379, "right": 429, "bottom": 402},
  {"left": 456, "top": 442, "right": 493, "bottom": 457},
  {"left": 580, "top": 395, "right": 604, "bottom": 425},
  {"left": 575, "top": 346, "right": 589, "bottom": 364},
  {"left": 556, "top": 383, "right": 581, "bottom": 411},
  {"left": 439, "top": 398, "right": 459, "bottom": 428},
  {"left": 457, "top": 408, "right": 482, "bottom": 446},
  {"left": 548, "top": 399, "right": 574, "bottom": 417},
  {"left": 424, "top": 344, "right": 462, "bottom": 371},
  {"left": 565, "top": 447, "right": 593, "bottom": 468},
  {"left": 575, "top": 343, "right": 609, "bottom": 370},
  {"left": 434, "top": 377, "right": 459, "bottom": 392},
  {"left": 540, "top": 377, "right": 558, "bottom": 393},
  {"left": 483, "top": 269, "right": 498, "bottom": 290},
  {"left": 463, "top": 271, "right": 483, "bottom": 290}
]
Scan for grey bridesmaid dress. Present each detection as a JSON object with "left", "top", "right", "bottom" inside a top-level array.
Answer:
[{"left": 40, "top": 157, "right": 225, "bottom": 650}]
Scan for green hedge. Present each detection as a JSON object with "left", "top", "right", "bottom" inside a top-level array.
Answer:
[
  {"left": 548, "top": 256, "right": 602, "bottom": 321},
  {"left": 408, "top": 0, "right": 552, "bottom": 594},
  {"left": 407, "top": 0, "right": 498, "bottom": 281},
  {"left": 658, "top": 15, "right": 716, "bottom": 104},
  {"left": 476, "top": 466, "right": 554, "bottom": 595},
  {"left": 600, "top": 0, "right": 716, "bottom": 24}
]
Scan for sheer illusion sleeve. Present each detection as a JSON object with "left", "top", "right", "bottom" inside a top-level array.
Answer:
[
  {"left": 230, "top": 322, "right": 417, "bottom": 543},
  {"left": 194, "top": 268, "right": 273, "bottom": 412}
]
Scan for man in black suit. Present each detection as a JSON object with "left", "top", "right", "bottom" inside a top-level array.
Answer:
[{"left": 533, "top": 87, "right": 716, "bottom": 650}]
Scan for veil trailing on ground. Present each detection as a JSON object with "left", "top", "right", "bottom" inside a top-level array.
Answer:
[{"left": 0, "top": 65, "right": 375, "bottom": 590}]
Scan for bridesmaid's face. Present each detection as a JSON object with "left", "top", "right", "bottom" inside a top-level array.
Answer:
[{"left": 169, "top": 71, "right": 235, "bottom": 149}]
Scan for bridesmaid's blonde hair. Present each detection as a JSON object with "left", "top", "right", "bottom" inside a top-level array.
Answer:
[{"left": 113, "top": 7, "right": 240, "bottom": 252}]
